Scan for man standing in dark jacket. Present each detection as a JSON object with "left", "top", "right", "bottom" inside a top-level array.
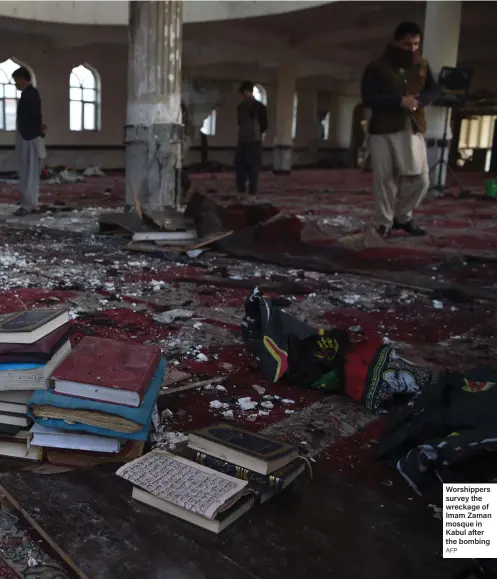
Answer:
[
  {"left": 361, "top": 22, "right": 438, "bottom": 237},
  {"left": 235, "top": 81, "right": 268, "bottom": 195},
  {"left": 12, "top": 67, "right": 46, "bottom": 215}
]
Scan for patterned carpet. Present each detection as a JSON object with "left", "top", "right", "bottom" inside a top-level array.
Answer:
[{"left": 0, "top": 509, "right": 70, "bottom": 578}]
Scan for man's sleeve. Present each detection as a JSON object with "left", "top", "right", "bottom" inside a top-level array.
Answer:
[
  {"left": 417, "top": 65, "right": 439, "bottom": 108},
  {"left": 258, "top": 103, "right": 268, "bottom": 134},
  {"left": 361, "top": 63, "right": 402, "bottom": 109}
]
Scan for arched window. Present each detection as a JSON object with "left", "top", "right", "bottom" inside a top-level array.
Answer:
[
  {"left": 321, "top": 112, "right": 330, "bottom": 140},
  {"left": 292, "top": 93, "right": 298, "bottom": 139},
  {"left": 0, "top": 58, "right": 35, "bottom": 132},
  {"left": 201, "top": 110, "right": 216, "bottom": 136},
  {"left": 69, "top": 64, "right": 100, "bottom": 131},
  {"left": 253, "top": 84, "right": 267, "bottom": 106}
]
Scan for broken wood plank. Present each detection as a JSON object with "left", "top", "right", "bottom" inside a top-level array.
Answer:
[
  {"left": 186, "top": 230, "right": 233, "bottom": 251},
  {"left": 163, "top": 368, "right": 191, "bottom": 387},
  {"left": 0, "top": 483, "right": 91, "bottom": 579},
  {"left": 159, "top": 376, "right": 225, "bottom": 395},
  {"left": 143, "top": 209, "right": 193, "bottom": 231},
  {"left": 129, "top": 182, "right": 143, "bottom": 220}
]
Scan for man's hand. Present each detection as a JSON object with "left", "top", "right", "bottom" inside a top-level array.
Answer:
[{"left": 401, "top": 95, "right": 419, "bottom": 111}]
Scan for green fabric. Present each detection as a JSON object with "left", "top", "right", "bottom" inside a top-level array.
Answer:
[{"left": 310, "top": 368, "right": 343, "bottom": 392}]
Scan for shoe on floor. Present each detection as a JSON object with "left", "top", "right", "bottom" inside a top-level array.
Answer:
[
  {"left": 393, "top": 219, "right": 427, "bottom": 236},
  {"left": 378, "top": 225, "right": 391, "bottom": 238},
  {"left": 13, "top": 207, "right": 29, "bottom": 216}
]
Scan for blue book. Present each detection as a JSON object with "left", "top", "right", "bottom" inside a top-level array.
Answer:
[
  {"left": 27, "top": 357, "right": 166, "bottom": 441},
  {"left": 0, "top": 363, "right": 43, "bottom": 371}
]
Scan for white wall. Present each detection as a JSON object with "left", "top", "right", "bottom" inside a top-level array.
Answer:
[
  {"left": 0, "top": 35, "right": 127, "bottom": 170},
  {"left": 0, "top": 30, "right": 349, "bottom": 172}
]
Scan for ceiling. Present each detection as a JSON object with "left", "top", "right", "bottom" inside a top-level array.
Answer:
[{"left": 0, "top": 1, "right": 496, "bottom": 86}]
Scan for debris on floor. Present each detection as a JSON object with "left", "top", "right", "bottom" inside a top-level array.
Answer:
[{"left": 0, "top": 168, "right": 495, "bottom": 574}]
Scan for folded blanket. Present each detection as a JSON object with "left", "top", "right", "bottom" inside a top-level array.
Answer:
[{"left": 27, "top": 358, "right": 166, "bottom": 441}]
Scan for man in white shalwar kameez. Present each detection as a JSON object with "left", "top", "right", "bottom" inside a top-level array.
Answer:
[
  {"left": 12, "top": 67, "right": 46, "bottom": 216},
  {"left": 361, "top": 22, "right": 438, "bottom": 238}
]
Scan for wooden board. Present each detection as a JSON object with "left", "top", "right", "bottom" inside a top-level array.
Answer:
[
  {"left": 0, "top": 461, "right": 463, "bottom": 579},
  {"left": 127, "top": 231, "right": 233, "bottom": 255},
  {"left": 98, "top": 213, "right": 158, "bottom": 236},
  {"left": 143, "top": 209, "right": 194, "bottom": 232}
]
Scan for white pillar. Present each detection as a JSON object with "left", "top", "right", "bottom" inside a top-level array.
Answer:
[
  {"left": 125, "top": 1, "right": 183, "bottom": 209},
  {"left": 423, "top": 0, "right": 462, "bottom": 187},
  {"left": 273, "top": 55, "right": 297, "bottom": 174},
  {"left": 328, "top": 95, "right": 360, "bottom": 166}
]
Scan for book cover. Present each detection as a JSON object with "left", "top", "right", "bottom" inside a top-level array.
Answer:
[
  {"left": 0, "top": 309, "right": 67, "bottom": 335},
  {"left": 27, "top": 357, "right": 167, "bottom": 441},
  {"left": 194, "top": 452, "right": 305, "bottom": 492},
  {"left": 117, "top": 451, "right": 248, "bottom": 521},
  {"left": 0, "top": 324, "right": 72, "bottom": 363},
  {"left": 190, "top": 423, "right": 297, "bottom": 464},
  {"left": 0, "top": 423, "right": 24, "bottom": 436},
  {"left": 52, "top": 337, "right": 162, "bottom": 405}
]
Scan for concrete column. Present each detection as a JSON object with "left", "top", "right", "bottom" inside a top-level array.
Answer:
[
  {"left": 125, "top": 1, "right": 183, "bottom": 209},
  {"left": 328, "top": 94, "right": 360, "bottom": 166},
  {"left": 423, "top": 0, "right": 462, "bottom": 187},
  {"left": 273, "top": 55, "right": 297, "bottom": 174}
]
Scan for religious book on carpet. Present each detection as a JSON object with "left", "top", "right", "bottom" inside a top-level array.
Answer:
[
  {"left": 116, "top": 450, "right": 254, "bottom": 533},
  {"left": 0, "top": 308, "right": 70, "bottom": 344},
  {"left": 188, "top": 423, "right": 299, "bottom": 475},
  {"left": 0, "top": 339, "right": 72, "bottom": 391},
  {"left": 45, "top": 440, "right": 144, "bottom": 468},
  {"left": 30, "top": 424, "right": 121, "bottom": 454},
  {"left": 193, "top": 451, "right": 307, "bottom": 499},
  {"left": 27, "top": 357, "right": 167, "bottom": 441},
  {"left": 0, "top": 322, "right": 72, "bottom": 364},
  {"left": 0, "top": 429, "right": 42, "bottom": 461},
  {"left": 50, "top": 337, "right": 162, "bottom": 407}
]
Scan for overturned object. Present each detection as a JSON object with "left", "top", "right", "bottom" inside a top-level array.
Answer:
[{"left": 241, "top": 288, "right": 348, "bottom": 391}]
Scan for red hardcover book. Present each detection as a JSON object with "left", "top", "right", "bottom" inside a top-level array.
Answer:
[
  {"left": 0, "top": 323, "right": 73, "bottom": 364},
  {"left": 51, "top": 337, "right": 162, "bottom": 408}
]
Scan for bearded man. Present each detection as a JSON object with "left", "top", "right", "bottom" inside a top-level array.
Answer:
[{"left": 361, "top": 22, "right": 438, "bottom": 237}]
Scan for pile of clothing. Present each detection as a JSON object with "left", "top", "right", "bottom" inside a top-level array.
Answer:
[{"left": 241, "top": 289, "right": 497, "bottom": 506}]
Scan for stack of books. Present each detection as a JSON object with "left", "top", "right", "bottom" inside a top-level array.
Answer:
[
  {"left": 187, "top": 423, "right": 306, "bottom": 505},
  {"left": 117, "top": 423, "right": 307, "bottom": 533},
  {"left": 0, "top": 308, "right": 72, "bottom": 460},
  {"left": 27, "top": 336, "right": 166, "bottom": 466}
]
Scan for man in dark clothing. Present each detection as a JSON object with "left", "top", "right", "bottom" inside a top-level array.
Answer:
[
  {"left": 12, "top": 67, "right": 46, "bottom": 215},
  {"left": 235, "top": 81, "right": 268, "bottom": 195},
  {"left": 361, "top": 22, "right": 438, "bottom": 238}
]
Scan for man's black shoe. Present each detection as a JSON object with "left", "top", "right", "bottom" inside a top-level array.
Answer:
[
  {"left": 378, "top": 225, "right": 391, "bottom": 238},
  {"left": 393, "top": 219, "right": 427, "bottom": 236}
]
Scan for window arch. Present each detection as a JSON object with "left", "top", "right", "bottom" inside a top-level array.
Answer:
[
  {"left": 69, "top": 64, "right": 100, "bottom": 131},
  {"left": 253, "top": 84, "right": 267, "bottom": 106},
  {"left": 201, "top": 110, "right": 216, "bottom": 136},
  {"left": 291, "top": 93, "right": 298, "bottom": 140},
  {"left": 0, "top": 58, "right": 35, "bottom": 132}
]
